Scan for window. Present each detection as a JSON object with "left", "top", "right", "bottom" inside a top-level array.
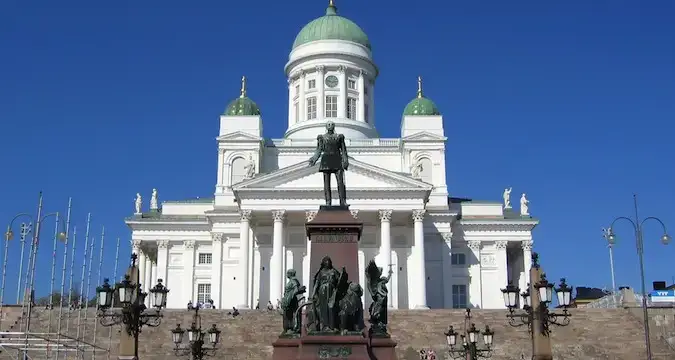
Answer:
[
  {"left": 347, "top": 98, "right": 357, "bottom": 120},
  {"left": 295, "top": 85, "right": 300, "bottom": 97},
  {"left": 198, "top": 253, "right": 212, "bottom": 265},
  {"left": 307, "top": 97, "right": 317, "bottom": 120},
  {"left": 325, "top": 95, "right": 338, "bottom": 118},
  {"left": 231, "top": 157, "right": 247, "bottom": 184},
  {"left": 364, "top": 103, "right": 369, "bottom": 123},
  {"left": 451, "top": 253, "right": 466, "bottom": 265},
  {"left": 308, "top": 79, "right": 316, "bottom": 89},
  {"left": 452, "top": 285, "right": 467, "bottom": 309},
  {"left": 197, "top": 284, "right": 211, "bottom": 303},
  {"left": 294, "top": 102, "right": 299, "bottom": 122},
  {"left": 348, "top": 79, "right": 356, "bottom": 90}
]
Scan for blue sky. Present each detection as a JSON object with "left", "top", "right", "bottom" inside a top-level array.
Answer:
[{"left": 1, "top": 0, "right": 673, "bottom": 303}]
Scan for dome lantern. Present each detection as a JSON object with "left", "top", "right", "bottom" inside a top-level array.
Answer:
[
  {"left": 224, "top": 76, "right": 261, "bottom": 116},
  {"left": 403, "top": 76, "right": 441, "bottom": 116}
]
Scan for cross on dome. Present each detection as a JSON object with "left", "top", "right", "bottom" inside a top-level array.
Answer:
[
  {"left": 417, "top": 76, "right": 424, "bottom": 99},
  {"left": 240, "top": 76, "right": 247, "bottom": 98}
]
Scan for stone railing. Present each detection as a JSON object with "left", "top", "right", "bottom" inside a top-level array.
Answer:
[{"left": 266, "top": 138, "right": 401, "bottom": 148}]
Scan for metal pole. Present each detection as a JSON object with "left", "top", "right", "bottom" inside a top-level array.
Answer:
[
  {"left": 75, "top": 214, "right": 91, "bottom": 357},
  {"left": 92, "top": 227, "right": 105, "bottom": 360},
  {"left": 106, "top": 237, "right": 120, "bottom": 360},
  {"left": 55, "top": 197, "right": 72, "bottom": 360},
  {"left": 47, "top": 212, "right": 61, "bottom": 330},
  {"left": 24, "top": 191, "right": 44, "bottom": 360},
  {"left": 65, "top": 226, "right": 77, "bottom": 333},
  {"left": 16, "top": 222, "right": 29, "bottom": 305},
  {"left": 608, "top": 244, "right": 617, "bottom": 292},
  {"left": 633, "top": 194, "right": 652, "bottom": 360},
  {"left": 0, "top": 225, "right": 13, "bottom": 330}
]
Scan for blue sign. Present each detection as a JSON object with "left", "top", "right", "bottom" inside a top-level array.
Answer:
[{"left": 649, "top": 289, "right": 675, "bottom": 302}]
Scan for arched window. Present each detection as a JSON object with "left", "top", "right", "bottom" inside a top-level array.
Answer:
[
  {"left": 231, "top": 157, "right": 247, "bottom": 185},
  {"left": 419, "top": 158, "right": 433, "bottom": 184}
]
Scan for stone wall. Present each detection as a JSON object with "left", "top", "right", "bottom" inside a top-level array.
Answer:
[{"left": 2, "top": 308, "right": 674, "bottom": 360}]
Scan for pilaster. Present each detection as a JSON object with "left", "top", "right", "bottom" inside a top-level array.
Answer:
[
  {"left": 467, "top": 240, "right": 482, "bottom": 308},
  {"left": 211, "top": 232, "right": 224, "bottom": 308},
  {"left": 338, "top": 66, "right": 347, "bottom": 118},
  {"left": 316, "top": 66, "right": 325, "bottom": 120},
  {"left": 182, "top": 240, "right": 195, "bottom": 305},
  {"left": 156, "top": 240, "right": 169, "bottom": 289},
  {"left": 412, "top": 209, "right": 428, "bottom": 309}
]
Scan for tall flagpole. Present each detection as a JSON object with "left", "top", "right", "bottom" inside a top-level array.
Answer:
[
  {"left": 75, "top": 213, "right": 91, "bottom": 357},
  {"left": 92, "top": 227, "right": 105, "bottom": 360},
  {"left": 107, "top": 237, "right": 121, "bottom": 360},
  {"left": 65, "top": 226, "right": 77, "bottom": 333},
  {"left": 55, "top": 197, "right": 72, "bottom": 360},
  {"left": 23, "top": 191, "right": 44, "bottom": 360}
]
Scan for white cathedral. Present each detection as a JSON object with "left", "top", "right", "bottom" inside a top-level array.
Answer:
[{"left": 126, "top": 1, "right": 537, "bottom": 311}]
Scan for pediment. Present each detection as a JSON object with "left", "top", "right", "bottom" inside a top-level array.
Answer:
[
  {"left": 233, "top": 158, "right": 432, "bottom": 191},
  {"left": 401, "top": 131, "right": 447, "bottom": 142},
  {"left": 216, "top": 131, "right": 262, "bottom": 142}
]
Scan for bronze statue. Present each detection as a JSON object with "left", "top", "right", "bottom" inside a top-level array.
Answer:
[
  {"left": 338, "top": 282, "right": 365, "bottom": 334},
  {"left": 280, "top": 269, "right": 306, "bottom": 335},
  {"left": 308, "top": 121, "right": 349, "bottom": 207},
  {"left": 310, "top": 256, "right": 347, "bottom": 332},
  {"left": 365, "top": 260, "right": 393, "bottom": 335}
]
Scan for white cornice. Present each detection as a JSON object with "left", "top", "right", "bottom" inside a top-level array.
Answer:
[{"left": 459, "top": 220, "right": 539, "bottom": 232}]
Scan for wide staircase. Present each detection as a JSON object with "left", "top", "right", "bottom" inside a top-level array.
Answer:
[{"left": 1, "top": 307, "right": 674, "bottom": 359}]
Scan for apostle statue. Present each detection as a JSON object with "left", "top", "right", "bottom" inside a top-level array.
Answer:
[
  {"left": 520, "top": 193, "right": 530, "bottom": 216},
  {"left": 244, "top": 154, "right": 256, "bottom": 179},
  {"left": 503, "top": 187, "right": 512, "bottom": 209},
  {"left": 134, "top": 193, "right": 142, "bottom": 214},
  {"left": 280, "top": 269, "right": 306, "bottom": 335},
  {"left": 308, "top": 121, "right": 349, "bottom": 207},
  {"left": 411, "top": 160, "right": 423, "bottom": 179},
  {"left": 365, "top": 260, "right": 393, "bottom": 335},
  {"left": 150, "top": 188, "right": 159, "bottom": 210},
  {"left": 310, "top": 256, "right": 347, "bottom": 332}
]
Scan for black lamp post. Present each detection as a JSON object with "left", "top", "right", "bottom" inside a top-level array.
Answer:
[
  {"left": 96, "top": 254, "right": 169, "bottom": 359},
  {"left": 171, "top": 307, "right": 221, "bottom": 360},
  {"left": 501, "top": 267, "right": 573, "bottom": 335},
  {"left": 444, "top": 309, "right": 494, "bottom": 360}
]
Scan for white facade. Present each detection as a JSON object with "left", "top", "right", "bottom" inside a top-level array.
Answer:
[{"left": 125, "top": 3, "right": 538, "bottom": 311}]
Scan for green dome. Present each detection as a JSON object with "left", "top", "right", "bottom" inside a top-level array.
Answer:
[
  {"left": 292, "top": 3, "right": 371, "bottom": 50},
  {"left": 224, "top": 76, "right": 261, "bottom": 116},
  {"left": 403, "top": 77, "right": 441, "bottom": 116}
]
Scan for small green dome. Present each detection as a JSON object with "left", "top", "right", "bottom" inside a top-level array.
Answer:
[
  {"left": 224, "top": 76, "right": 261, "bottom": 116},
  {"left": 292, "top": 2, "right": 371, "bottom": 50},
  {"left": 403, "top": 76, "right": 441, "bottom": 116}
]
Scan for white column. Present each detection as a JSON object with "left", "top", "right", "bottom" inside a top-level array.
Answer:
[
  {"left": 412, "top": 209, "right": 428, "bottom": 309},
  {"left": 441, "top": 232, "right": 453, "bottom": 308},
  {"left": 151, "top": 260, "right": 157, "bottom": 287},
  {"left": 316, "top": 66, "right": 325, "bottom": 120},
  {"left": 521, "top": 240, "right": 533, "bottom": 308},
  {"left": 239, "top": 210, "right": 252, "bottom": 308},
  {"left": 211, "top": 233, "right": 224, "bottom": 308},
  {"left": 495, "top": 241, "right": 509, "bottom": 302},
  {"left": 216, "top": 149, "right": 224, "bottom": 186},
  {"left": 467, "top": 241, "right": 482, "bottom": 308},
  {"left": 338, "top": 66, "right": 347, "bottom": 118},
  {"left": 304, "top": 211, "right": 316, "bottom": 291},
  {"left": 287, "top": 78, "right": 294, "bottom": 127},
  {"left": 183, "top": 240, "right": 195, "bottom": 305},
  {"left": 270, "top": 210, "right": 286, "bottom": 306},
  {"left": 369, "top": 83, "right": 375, "bottom": 125},
  {"left": 358, "top": 70, "right": 366, "bottom": 122},
  {"left": 378, "top": 210, "right": 393, "bottom": 307},
  {"left": 156, "top": 241, "right": 168, "bottom": 285},
  {"left": 144, "top": 256, "right": 152, "bottom": 307},
  {"left": 138, "top": 250, "right": 147, "bottom": 289},
  {"left": 299, "top": 71, "right": 306, "bottom": 123}
]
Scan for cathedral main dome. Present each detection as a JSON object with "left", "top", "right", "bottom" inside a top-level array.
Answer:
[{"left": 292, "top": 1, "right": 371, "bottom": 50}]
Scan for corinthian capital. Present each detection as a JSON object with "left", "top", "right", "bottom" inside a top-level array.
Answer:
[
  {"left": 521, "top": 240, "right": 533, "bottom": 251},
  {"left": 467, "top": 240, "right": 481, "bottom": 252},
  {"left": 495, "top": 240, "right": 508, "bottom": 250},
  {"left": 158, "top": 240, "right": 169, "bottom": 249},
  {"left": 378, "top": 210, "right": 393, "bottom": 222},
  {"left": 305, "top": 210, "right": 318, "bottom": 223},
  {"left": 183, "top": 240, "right": 195, "bottom": 249},
  {"left": 211, "top": 232, "right": 225, "bottom": 243},
  {"left": 272, "top": 210, "right": 286, "bottom": 222},
  {"left": 240, "top": 210, "right": 252, "bottom": 222},
  {"left": 412, "top": 209, "right": 426, "bottom": 222},
  {"left": 315, "top": 65, "right": 325, "bottom": 73}
]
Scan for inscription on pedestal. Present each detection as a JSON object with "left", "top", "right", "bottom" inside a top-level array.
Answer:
[
  {"left": 318, "top": 346, "right": 352, "bottom": 358},
  {"left": 312, "top": 233, "right": 357, "bottom": 243}
]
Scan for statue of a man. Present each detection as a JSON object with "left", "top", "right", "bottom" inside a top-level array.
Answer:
[
  {"left": 280, "top": 269, "right": 306, "bottom": 335},
  {"left": 310, "top": 256, "right": 345, "bottom": 332},
  {"left": 134, "top": 193, "right": 142, "bottom": 214},
  {"left": 244, "top": 154, "right": 256, "bottom": 179},
  {"left": 308, "top": 121, "right": 349, "bottom": 207},
  {"left": 150, "top": 188, "right": 159, "bottom": 210},
  {"left": 411, "top": 160, "right": 423, "bottom": 179},
  {"left": 503, "top": 187, "right": 512, "bottom": 209},
  {"left": 520, "top": 193, "right": 530, "bottom": 216}
]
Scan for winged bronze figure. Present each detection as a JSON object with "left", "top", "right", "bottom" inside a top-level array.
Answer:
[{"left": 365, "top": 259, "right": 393, "bottom": 335}]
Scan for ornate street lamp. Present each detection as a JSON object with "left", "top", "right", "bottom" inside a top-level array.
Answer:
[
  {"left": 171, "top": 307, "right": 221, "bottom": 360},
  {"left": 607, "top": 194, "right": 671, "bottom": 360},
  {"left": 96, "top": 254, "right": 169, "bottom": 359},
  {"left": 444, "top": 309, "right": 494, "bottom": 360},
  {"left": 501, "top": 255, "right": 573, "bottom": 336}
]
